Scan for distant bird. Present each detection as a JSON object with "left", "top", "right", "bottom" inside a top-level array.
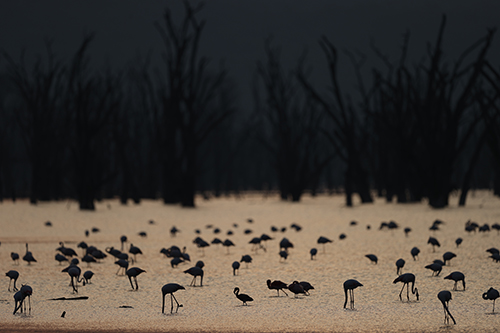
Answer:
[
  {"left": 271, "top": 226, "right": 278, "bottom": 232},
  {"left": 465, "top": 220, "right": 478, "bottom": 233},
  {"left": 81, "top": 254, "right": 97, "bottom": 266},
  {"left": 437, "top": 290, "right": 456, "bottom": 325},
  {"left": 77, "top": 241, "right": 88, "bottom": 256},
  {"left": 350, "top": 220, "right": 358, "bottom": 226},
  {"left": 162, "top": 283, "right": 185, "bottom": 314},
  {"left": 393, "top": 273, "right": 419, "bottom": 301},
  {"left": 288, "top": 281, "right": 307, "bottom": 297},
  {"left": 129, "top": 244, "right": 143, "bottom": 263},
  {"left": 232, "top": 261, "right": 240, "bottom": 276},
  {"left": 365, "top": 254, "right": 378, "bottom": 264},
  {"left": 490, "top": 253, "right": 500, "bottom": 263},
  {"left": 267, "top": 279, "right": 288, "bottom": 296},
  {"left": 244, "top": 229, "right": 253, "bottom": 235},
  {"left": 83, "top": 270, "right": 94, "bottom": 284},
  {"left": 57, "top": 242, "right": 77, "bottom": 257},
  {"left": 291, "top": 223, "right": 302, "bottom": 231},
  {"left": 6, "top": 270, "right": 19, "bottom": 292},
  {"left": 91, "top": 227, "right": 100, "bottom": 233},
  {"left": 115, "top": 259, "right": 129, "bottom": 275},
  {"left": 211, "top": 238, "right": 222, "bottom": 245},
  {"left": 455, "top": 238, "right": 462, "bottom": 247},
  {"left": 479, "top": 224, "right": 490, "bottom": 232},
  {"left": 443, "top": 252, "right": 457, "bottom": 265},
  {"left": 395, "top": 258, "right": 405, "bottom": 275},
  {"left": 55, "top": 253, "right": 69, "bottom": 265},
  {"left": 317, "top": 236, "right": 332, "bottom": 252},
  {"left": 343, "top": 279, "right": 363, "bottom": 309},
  {"left": 170, "top": 226, "right": 180, "bottom": 237},
  {"left": 444, "top": 271, "right": 466, "bottom": 291},
  {"left": 492, "top": 223, "right": 500, "bottom": 234},
  {"left": 310, "top": 248, "right": 318, "bottom": 260},
  {"left": 234, "top": 287, "right": 253, "bottom": 305},
  {"left": 425, "top": 262, "right": 443, "bottom": 276},
  {"left": 67, "top": 266, "right": 82, "bottom": 293},
  {"left": 11, "top": 252, "right": 19, "bottom": 264},
  {"left": 138, "top": 231, "right": 147, "bottom": 237},
  {"left": 13, "top": 290, "right": 25, "bottom": 315},
  {"left": 279, "top": 238, "right": 294, "bottom": 252},
  {"left": 299, "top": 281, "right": 314, "bottom": 295},
  {"left": 486, "top": 248, "right": 499, "bottom": 255},
  {"left": 404, "top": 227, "right": 411, "bottom": 237},
  {"left": 411, "top": 247, "right": 420, "bottom": 260},
  {"left": 240, "top": 255, "right": 252, "bottom": 268},
  {"left": 126, "top": 267, "right": 146, "bottom": 290},
  {"left": 482, "top": 287, "right": 500, "bottom": 313},
  {"left": 170, "top": 257, "right": 184, "bottom": 268},
  {"left": 222, "top": 239, "right": 235, "bottom": 254},
  {"left": 22, "top": 243, "right": 36, "bottom": 265},
  {"left": 120, "top": 235, "right": 128, "bottom": 251},
  {"left": 184, "top": 266, "right": 203, "bottom": 286},
  {"left": 249, "top": 237, "right": 264, "bottom": 252},
  {"left": 339, "top": 233, "right": 346, "bottom": 240},
  {"left": 45, "top": 221, "right": 52, "bottom": 227},
  {"left": 106, "top": 246, "right": 122, "bottom": 259},
  {"left": 279, "top": 250, "right": 288, "bottom": 261},
  {"left": 428, "top": 237, "right": 440, "bottom": 252}
]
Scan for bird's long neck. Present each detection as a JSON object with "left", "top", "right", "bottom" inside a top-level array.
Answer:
[
  {"left": 442, "top": 301, "right": 456, "bottom": 324},
  {"left": 343, "top": 289, "right": 348, "bottom": 308},
  {"left": 411, "top": 281, "right": 419, "bottom": 300},
  {"left": 483, "top": 292, "right": 489, "bottom": 300}
]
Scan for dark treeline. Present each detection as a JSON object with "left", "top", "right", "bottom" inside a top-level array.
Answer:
[{"left": 1, "top": 3, "right": 499, "bottom": 210}]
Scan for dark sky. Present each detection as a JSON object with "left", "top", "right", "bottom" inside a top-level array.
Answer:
[{"left": 2, "top": 1, "right": 500, "bottom": 110}]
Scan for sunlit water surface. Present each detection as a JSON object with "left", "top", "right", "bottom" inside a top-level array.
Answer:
[{"left": 1, "top": 192, "right": 500, "bottom": 332}]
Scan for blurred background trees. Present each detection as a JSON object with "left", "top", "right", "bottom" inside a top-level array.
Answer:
[{"left": 0, "top": 5, "right": 498, "bottom": 210}]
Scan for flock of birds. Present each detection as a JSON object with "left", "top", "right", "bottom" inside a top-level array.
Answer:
[{"left": 4, "top": 216, "right": 500, "bottom": 327}]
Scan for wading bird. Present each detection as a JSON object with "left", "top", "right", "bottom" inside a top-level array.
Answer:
[
  {"left": 184, "top": 266, "right": 203, "bottom": 286},
  {"left": 129, "top": 244, "right": 143, "bottom": 263},
  {"left": 240, "top": 255, "right": 252, "bottom": 268},
  {"left": 428, "top": 237, "right": 440, "bottom": 252},
  {"left": 234, "top": 287, "right": 253, "bottom": 305},
  {"left": 365, "top": 254, "right": 378, "bottom": 264},
  {"left": 482, "top": 287, "right": 500, "bottom": 313},
  {"left": 437, "top": 290, "right": 456, "bottom": 325},
  {"left": 396, "top": 258, "right": 405, "bottom": 275},
  {"left": 162, "top": 283, "right": 185, "bottom": 314},
  {"left": 393, "top": 273, "right": 419, "bottom": 301},
  {"left": 126, "top": 267, "right": 146, "bottom": 290},
  {"left": 425, "top": 262, "right": 442, "bottom": 276},
  {"left": 6, "top": 270, "right": 19, "bottom": 292},
  {"left": 300, "top": 281, "right": 314, "bottom": 295},
  {"left": 317, "top": 236, "right": 332, "bottom": 252},
  {"left": 310, "top": 248, "right": 317, "bottom": 260},
  {"left": 411, "top": 247, "right": 420, "bottom": 260},
  {"left": 343, "top": 279, "right": 363, "bottom": 309},
  {"left": 22, "top": 244, "right": 36, "bottom": 265},
  {"left": 443, "top": 252, "right": 457, "bottom": 265},
  {"left": 444, "top": 271, "right": 466, "bottom": 291},
  {"left": 288, "top": 281, "right": 307, "bottom": 297},
  {"left": 267, "top": 279, "right": 288, "bottom": 296},
  {"left": 232, "top": 261, "right": 240, "bottom": 276},
  {"left": 83, "top": 270, "right": 94, "bottom": 284},
  {"left": 11, "top": 252, "right": 19, "bottom": 265}
]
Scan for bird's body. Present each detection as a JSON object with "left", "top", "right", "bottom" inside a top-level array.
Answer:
[
  {"left": 232, "top": 261, "right": 240, "bottom": 275},
  {"left": 6, "top": 270, "right": 19, "bottom": 292},
  {"left": 428, "top": 237, "right": 440, "bottom": 252},
  {"left": 299, "top": 281, "right": 314, "bottom": 295},
  {"left": 126, "top": 267, "right": 146, "bottom": 290},
  {"left": 240, "top": 254, "right": 252, "bottom": 267},
  {"left": 129, "top": 244, "right": 143, "bottom": 263},
  {"left": 317, "top": 236, "right": 332, "bottom": 252},
  {"left": 393, "top": 273, "right": 419, "bottom": 301},
  {"left": 288, "top": 281, "right": 306, "bottom": 297},
  {"left": 396, "top": 258, "right": 405, "bottom": 275},
  {"left": 115, "top": 259, "right": 129, "bottom": 275},
  {"left": 343, "top": 279, "right": 363, "bottom": 309},
  {"left": 443, "top": 252, "right": 457, "bottom": 265},
  {"left": 184, "top": 266, "right": 203, "bottom": 286},
  {"left": 162, "top": 283, "right": 185, "bottom": 314},
  {"left": 11, "top": 252, "right": 19, "bottom": 264},
  {"left": 83, "top": 270, "right": 94, "bottom": 284},
  {"left": 482, "top": 287, "right": 500, "bottom": 313},
  {"left": 411, "top": 247, "right": 420, "bottom": 260},
  {"left": 279, "top": 250, "right": 288, "bottom": 261},
  {"left": 444, "top": 271, "right": 466, "bottom": 291},
  {"left": 55, "top": 253, "right": 69, "bottom": 265},
  {"left": 223, "top": 239, "right": 235, "bottom": 254},
  {"left": 67, "top": 266, "right": 82, "bottom": 293},
  {"left": 455, "top": 238, "right": 463, "bottom": 247},
  {"left": 310, "top": 248, "right": 317, "bottom": 260},
  {"left": 438, "top": 290, "right": 456, "bottom": 325},
  {"left": 234, "top": 287, "right": 253, "bottom": 305},
  {"left": 366, "top": 254, "right": 378, "bottom": 264},
  {"left": 267, "top": 279, "right": 288, "bottom": 296},
  {"left": 425, "top": 263, "right": 442, "bottom": 276}
]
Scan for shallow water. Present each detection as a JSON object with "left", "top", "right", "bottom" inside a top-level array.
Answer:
[{"left": 1, "top": 192, "right": 500, "bottom": 332}]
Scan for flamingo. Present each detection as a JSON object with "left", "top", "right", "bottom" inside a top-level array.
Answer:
[
  {"left": 83, "top": 270, "right": 94, "bottom": 284},
  {"left": 365, "top": 254, "right": 378, "bottom": 264},
  {"left": 115, "top": 259, "right": 129, "bottom": 275},
  {"left": 317, "top": 236, "right": 332, "bottom": 252},
  {"left": 13, "top": 290, "right": 25, "bottom": 315},
  {"left": 120, "top": 235, "right": 128, "bottom": 251},
  {"left": 57, "top": 242, "right": 77, "bottom": 257},
  {"left": 267, "top": 279, "right": 288, "bottom": 296},
  {"left": 393, "top": 273, "right": 419, "bottom": 301},
  {"left": 6, "top": 270, "right": 19, "bottom": 292},
  {"left": 455, "top": 238, "right": 462, "bottom": 247},
  {"left": 482, "top": 287, "right": 500, "bottom": 313},
  {"left": 288, "top": 281, "right": 307, "bottom": 297},
  {"left": 126, "top": 267, "right": 146, "bottom": 290},
  {"left": 184, "top": 266, "right": 203, "bottom": 286},
  {"left": 55, "top": 253, "right": 69, "bottom": 265},
  {"left": 162, "top": 283, "right": 185, "bottom": 314},
  {"left": 310, "top": 248, "right": 318, "bottom": 260},
  {"left": 343, "top": 279, "right": 363, "bottom": 309},
  {"left": 411, "top": 247, "right": 420, "bottom": 260},
  {"left": 22, "top": 243, "right": 36, "bottom": 265},
  {"left": 443, "top": 252, "right": 456, "bottom": 265},
  {"left": 240, "top": 255, "right": 252, "bottom": 268},
  {"left": 428, "top": 237, "right": 440, "bottom": 252},
  {"left": 232, "top": 261, "right": 240, "bottom": 276},
  {"left": 444, "top": 271, "right": 466, "bottom": 291},
  {"left": 222, "top": 239, "right": 235, "bottom": 254},
  {"left": 233, "top": 287, "right": 253, "bottom": 305},
  {"left": 129, "top": 244, "right": 143, "bottom": 263},
  {"left": 395, "top": 258, "right": 405, "bottom": 275},
  {"left": 11, "top": 252, "right": 19, "bottom": 265},
  {"left": 425, "top": 263, "right": 442, "bottom": 276},
  {"left": 437, "top": 290, "right": 456, "bottom": 325}
]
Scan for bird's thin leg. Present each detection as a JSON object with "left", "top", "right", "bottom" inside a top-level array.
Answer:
[
  {"left": 8, "top": 280, "right": 11, "bottom": 292},
  {"left": 493, "top": 299, "right": 496, "bottom": 313},
  {"left": 172, "top": 293, "right": 181, "bottom": 312},
  {"left": 454, "top": 282, "right": 457, "bottom": 291},
  {"left": 281, "top": 288, "right": 288, "bottom": 296},
  {"left": 134, "top": 277, "right": 139, "bottom": 290},
  {"left": 398, "top": 284, "right": 405, "bottom": 300},
  {"left": 162, "top": 295, "right": 165, "bottom": 314},
  {"left": 116, "top": 267, "right": 121, "bottom": 275},
  {"left": 351, "top": 290, "right": 355, "bottom": 309},
  {"left": 28, "top": 296, "right": 31, "bottom": 314},
  {"left": 128, "top": 276, "right": 135, "bottom": 290},
  {"left": 406, "top": 284, "right": 410, "bottom": 301},
  {"left": 276, "top": 289, "right": 279, "bottom": 297},
  {"left": 170, "top": 294, "right": 174, "bottom": 313}
]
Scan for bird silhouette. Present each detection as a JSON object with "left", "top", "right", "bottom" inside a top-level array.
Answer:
[
  {"left": 365, "top": 254, "right": 378, "bottom": 264},
  {"left": 222, "top": 239, "right": 235, "bottom": 254},
  {"left": 115, "top": 259, "right": 129, "bottom": 275},
  {"left": 129, "top": 244, "right": 143, "bottom": 263},
  {"left": 17, "top": 284, "right": 32, "bottom": 314},
  {"left": 6, "top": 270, "right": 19, "bottom": 292},
  {"left": 444, "top": 271, "right": 465, "bottom": 291},
  {"left": 232, "top": 261, "right": 240, "bottom": 276},
  {"left": 442, "top": 252, "right": 456, "bottom": 265},
  {"left": 240, "top": 255, "right": 252, "bottom": 268},
  {"left": 343, "top": 279, "right": 363, "bottom": 309},
  {"left": 396, "top": 258, "right": 405, "bottom": 275},
  {"left": 57, "top": 242, "right": 77, "bottom": 257},
  {"left": 455, "top": 238, "right": 463, "bottom": 247},
  {"left": 428, "top": 237, "right": 440, "bottom": 252},
  {"left": 279, "top": 238, "right": 294, "bottom": 251},
  {"left": 22, "top": 243, "right": 36, "bottom": 265},
  {"left": 233, "top": 287, "right": 253, "bottom": 305},
  {"left": 267, "top": 279, "right": 288, "bottom": 296},
  {"left": 162, "top": 283, "right": 185, "bottom": 314},
  {"left": 317, "top": 236, "right": 332, "bottom": 252},
  {"left": 13, "top": 290, "right": 25, "bottom": 315},
  {"left": 120, "top": 235, "right": 128, "bottom": 251},
  {"left": 11, "top": 252, "right": 19, "bottom": 265},
  {"left": 404, "top": 227, "right": 411, "bottom": 237},
  {"left": 437, "top": 290, "right": 456, "bottom": 325},
  {"left": 55, "top": 253, "right": 69, "bottom": 265},
  {"left": 184, "top": 266, "right": 203, "bottom": 286},
  {"left": 393, "top": 273, "right": 419, "bottom": 301},
  {"left": 126, "top": 267, "right": 146, "bottom": 290},
  {"left": 67, "top": 266, "right": 82, "bottom": 293},
  {"left": 425, "top": 262, "right": 442, "bottom": 276},
  {"left": 299, "top": 281, "right": 314, "bottom": 295},
  {"left": 288, "top": 281, "right": 307, "bottom": 297},
  {"left": 411, "top": 247, "right": 420, "bottom": 260},
  {"left": 83, "top": 270, "right": 94, "bottom": 284},
  {"left": 482, "top": 287, "right": 500, "bottom": 313},
  {"left": 310, "top": 248, "right": 318, "bottom": 260}
]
